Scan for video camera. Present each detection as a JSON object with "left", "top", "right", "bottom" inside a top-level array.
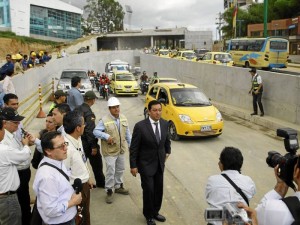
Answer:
[
  {"left": 266, "top": 128, "right": 299, "bottom": 190},
  {"left": 204, "top": 202, "right": 251, "bottom": 225}
]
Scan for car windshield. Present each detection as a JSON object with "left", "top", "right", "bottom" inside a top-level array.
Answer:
[
  {"left": 116, "top": 74, "right": 135, "bottom": 81},
  {"left": 160, "top": 51, "right": 169, "bottom": 55},
  {"left": 170, "top": 88, "right": 211, "bottom": 106},
  {"left": 182, "top": 52, "right": 196, "bottom": 58},
  {"left": 214, "top": 54, "right": 232, "bottom": 61},
  {"left": 111, "top": 65, "right": 129, "bottom": 71},
  {"left": 61, "top": 71, "right": 87, "bottom": 79}
]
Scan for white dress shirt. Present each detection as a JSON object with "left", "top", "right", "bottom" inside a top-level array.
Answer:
[
  {"left": 256, "top": 190, "right": 300, "bottom": 225},
  {"left": 3, "top": 76, "right": 15, "bottom": 94},
  {"left": 149, "top": 117, "right": 161, "bottom": 139},
  {"left": 33, "top": 156, "right": 77, "bottom": 224},
  {"left": 0, "top": 142, "right": 31, "bottom": 193},
  {"left": 64, "top": 134, "right": 90, "bottom": 184},
  {"left": 2, "top": 129, "right": 31, "bottom": 170},
  {"left": 205, "top": 170, "right": 256, "bottom": 225}
]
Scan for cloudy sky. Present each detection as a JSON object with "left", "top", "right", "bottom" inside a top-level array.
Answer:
[{"left": 65, "top": 0, "right": 225, "bottom": 39}]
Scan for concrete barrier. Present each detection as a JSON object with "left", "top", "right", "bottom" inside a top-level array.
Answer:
[{"left": 12, "top": 50, "right": 300, "bottom": 127}]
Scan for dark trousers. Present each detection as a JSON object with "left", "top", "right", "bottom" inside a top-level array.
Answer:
[
  {"left": 252, "top": 92, "right": 264, "bottom": 114},
  {"left": 140, "top": 168, "right": 164, "bottom": 219},
  {"left": 17, "top": 168, "right": 31, "bottom": 225},
  {"left": 82, "top": 143, "right": 105, "bottom": 187},
  {"left": 81, "top": 182, "right": 90, "bottom": 225}
]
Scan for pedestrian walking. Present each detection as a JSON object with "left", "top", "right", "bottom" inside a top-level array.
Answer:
[{"left": 248, "top": 68, "right": 264, "bottom": 117}]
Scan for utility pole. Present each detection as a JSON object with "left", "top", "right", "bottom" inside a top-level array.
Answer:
[
  {"left": 215, "top": 12, "right": 223, "bottom": 41},
  {"left": 237, "top": 19, "right": 245, "bottom": 37},
  {"left": 263, "top": 0, "right": 268, "bottom": 37}
]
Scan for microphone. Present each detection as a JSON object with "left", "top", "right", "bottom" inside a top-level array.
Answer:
[{"left": 73, "top": 178, "right": 82, "bottom": 194}]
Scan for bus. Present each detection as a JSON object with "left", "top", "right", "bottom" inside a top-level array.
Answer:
[{"left": 227, "top": 37, "right": 289, "bottom": 69}]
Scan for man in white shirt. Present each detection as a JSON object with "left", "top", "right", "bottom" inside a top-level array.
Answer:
[
  {"left": 1, "top": 107, "right": 32, "bottom": 225},
  {"left": 0, "top": 115, "right": 31, "bottom": 225},
  {"left": 3, "top": 70, "right": 16, "bottom": 94},
  {"left": 33, "top": 131, "right": 82, "bottom": 225},
  {"left": 256, "top": 157, "right": 300, "bottom": 225},
  {"left": 63, "top": 110, "right": 93, "bottom": 225},
  {"left": 248, "top": 68, "right": 264, "bottom": 117},
  {"left": 205, "top": 147, "right": 256, "bottom": 225}
]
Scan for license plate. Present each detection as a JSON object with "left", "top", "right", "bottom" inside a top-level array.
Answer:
[
  {"left": 201, "top": 125, "right": 212, "bottom": 132},
  {"left": 126, "top": 88, "right": 131, "bottom": 92}
]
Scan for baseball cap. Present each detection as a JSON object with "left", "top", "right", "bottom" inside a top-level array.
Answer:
[
  {"left": 54, "top": 90, "right": 68, "bottom": 97},
  {"left": 249, "top": 68, "right": 256, "bottom": 73},
  {"left": 1, "top": 107, "right": 25, "bottom": 121},
  {"left": 84, "top": 91, "right": 98, "bottom": 100}
]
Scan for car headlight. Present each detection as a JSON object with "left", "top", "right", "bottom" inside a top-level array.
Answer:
[
  {"left": 57, "top": 84, "right": 64, "bottom": 89},
  {"left": 117, "top": 85, "right": 122, "bottom": 89},
  {"left": 179, "top": 114, "right": 193, "bottom": 124},
  {"left": 134, "top": 84, "right": 139, "bottom": 89},
  {"left": 216, "top": 111, "right": 223, "bottom": 122}
]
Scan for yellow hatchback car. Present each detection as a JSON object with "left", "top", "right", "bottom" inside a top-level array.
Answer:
[
  {"left": 144, "top": 83, "right": 224, "bottom": 140},
  {"left": 110, "top": 71, "right": 139, "bottom": 96},
  {"left": 175, "top": 50, "right": 197, "bottom": 61},
  {"left": 157, "top": 49, "right": 170, "bottom": 58},
  {"left": 200, "top": 52, "right": 234, "bottom": 66}
]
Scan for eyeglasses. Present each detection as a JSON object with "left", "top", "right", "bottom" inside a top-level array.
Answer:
[{"left": 52, "top": 142, "right": 69, "bottom": 150}]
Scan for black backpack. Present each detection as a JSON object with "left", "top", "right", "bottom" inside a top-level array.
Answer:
[{"left": 282, "top": 196, "right": 300, "bottom": 225}]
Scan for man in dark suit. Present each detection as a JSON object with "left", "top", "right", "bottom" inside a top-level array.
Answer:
[{"left": 130, "top": 100, "right": 171, "bottom": 225}]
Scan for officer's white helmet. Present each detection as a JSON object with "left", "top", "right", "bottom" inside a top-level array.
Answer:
[{"left": 107, "top": 97, "right": 121, "bottom": 107}]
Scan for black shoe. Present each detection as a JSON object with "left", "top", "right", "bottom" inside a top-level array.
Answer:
[
  {"left": 146, "top": 218, "right": 156, "bottom": 225},
  {"left": 260, "top": 113, "right": 264, "bottom": 117},
  {"left": 96, "top": 183, "right": 105, "bottom": 188},
  {"left": 154, "top": 214, "right": 166, "bottom": 222},
  {"left": 250, "top": 112, "right": 257, "bottom": 116}
]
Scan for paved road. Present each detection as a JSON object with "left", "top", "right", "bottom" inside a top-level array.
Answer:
[{"left": 26, "top": 92, "right": 295, "bottom": 225}]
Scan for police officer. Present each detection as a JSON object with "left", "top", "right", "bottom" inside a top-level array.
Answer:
[
  {"left": 75, "top": 91, "right": 105, "bottom": 188},
  {"left": 248, "top": 68, "right": 264, "bottom": 117}
]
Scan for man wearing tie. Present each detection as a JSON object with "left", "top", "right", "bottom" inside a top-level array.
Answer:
[{"left": 130, "top": 100, "right": 171, "bottom": 225}]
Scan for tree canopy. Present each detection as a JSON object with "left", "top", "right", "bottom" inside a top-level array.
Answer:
[
  {"left": 221, "top": 0, "right": 300, "bottom": 39},
  {"left": 84, "top": 0, "right": 125, "bottom": 34}
]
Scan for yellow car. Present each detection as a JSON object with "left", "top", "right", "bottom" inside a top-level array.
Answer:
[
  {"left": 144, "top": 83, "right": 224, "bottom": 140},
  {"left": 110, "top": 71, "right": 139, "bottom": 96},
  {"left": 200, "top": 52, "right": 234, "bottom": 66},
  {"left": 157, "top": 49, "right": 170, "bottom": 58},
  {"left": 175, "top": 50, "right": 197, "bottom": 61}
]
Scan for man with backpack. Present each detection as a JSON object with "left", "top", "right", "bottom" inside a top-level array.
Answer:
[{"left": 256, "top": 159, "right": 300, "bottom": 225}]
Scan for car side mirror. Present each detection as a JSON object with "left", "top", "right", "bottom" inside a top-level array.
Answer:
[
  {"left": 112, "top": 78, "right": 115, "bottom": 81},
  {"left": 158, "top": 98, "right": 166, "bottom": 105}
]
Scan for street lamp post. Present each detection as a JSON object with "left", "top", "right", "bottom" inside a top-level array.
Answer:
[
  {"left": 274, "top": 23, "right": 278, "bottom": 36},
  {"left": 236, "top": 19, "right": 244, "bottom": 38}
]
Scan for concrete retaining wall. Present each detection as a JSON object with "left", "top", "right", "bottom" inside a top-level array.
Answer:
[{"left": 12, "top": 50, "right": 300, "bottom": 126}]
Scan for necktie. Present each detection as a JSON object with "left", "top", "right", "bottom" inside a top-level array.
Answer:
[{"left": 154, "top": 122, "right": 160, "bottom": 143}]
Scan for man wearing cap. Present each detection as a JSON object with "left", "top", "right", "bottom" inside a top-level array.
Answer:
[
  {"left": 0, "top": 113, "right": 31, "bottom": 225},
  {"left": 0, "top": 54, "right": 14, "bottom": 81},
  {"left": 1, "top": 107, "right": 32, "bottom": 225},
  {"left": 248, "top": 68, "right": 264, "bottom": 117},
  {"left": 93, "top": 97, "right": 131, "bottom": 204},
  {"left": 75, "top": 91, "right": 105, "bottom": 188},
  {"left": 67, "top": 76, "right": 84, "bottom": 111},
  {"left": 14, "top": 54, "right": 24, "bottom": 75},
  {"left": 49, "top": 90, "right": 68, "bottom": 113}
]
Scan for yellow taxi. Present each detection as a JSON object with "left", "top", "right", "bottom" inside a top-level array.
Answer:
[
  {"left": 144, "top": 83, "right": 224, "bottom": 140},
  {"left": 175, "top": 50, "right": 197, "bottom": 61},
  {"left": 200, "top": 52, "right": 234, "bottom": 66},
  {"left": 157, "top": 49, "right": 170, "bottom": 58},
  {"left": 110, "top": 71, "right": 139, "bottom": 96}
]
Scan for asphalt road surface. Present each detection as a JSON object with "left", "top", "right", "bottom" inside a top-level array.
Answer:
[{"left": 27, "top": 92, "right": 294, "bottom": 225}]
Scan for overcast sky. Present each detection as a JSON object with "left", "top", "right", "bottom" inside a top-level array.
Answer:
[{"left": 64, "top": 0, "right": 226, "bottom": 39}]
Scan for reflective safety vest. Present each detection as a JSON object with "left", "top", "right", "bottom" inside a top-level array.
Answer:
[
  {"left": 101, "top": 114, "right": 129, "bottom": 157},
  {"left": 252, "top": 75, "right": 263, "bottom": 93}
]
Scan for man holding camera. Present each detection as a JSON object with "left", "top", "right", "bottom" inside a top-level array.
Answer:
[
  {"left": 205, "top": 147, "right": 256, "bottom": 225},
  {"left": 256, "top": 160, "right": 300, "bottom": 225}
]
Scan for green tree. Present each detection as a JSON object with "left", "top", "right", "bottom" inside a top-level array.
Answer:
[
  {"left": 81, "top": 17, "right": 93, "bottom": 35},
  {"left": 84, "top": 0, "right": 125, "bottom": 33}
]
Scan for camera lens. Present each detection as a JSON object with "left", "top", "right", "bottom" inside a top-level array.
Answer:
[{"left": 266, "top": 151, "right": 286, "bottom": 168}]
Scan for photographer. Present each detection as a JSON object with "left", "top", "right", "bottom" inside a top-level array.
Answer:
[
  {"left": 205, "top": 147, "right": 256, "bottom": 225},
  {"left": 256, "top": 161, "right": 300, "bottom": 225}
]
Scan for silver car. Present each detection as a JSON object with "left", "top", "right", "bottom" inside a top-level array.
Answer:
[{"left": 57, "top": 69, "right": 93, "bottom": 95}]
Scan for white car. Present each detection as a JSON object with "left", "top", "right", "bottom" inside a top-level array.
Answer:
[{"left": 57, "top": 69, "right": 93, "bottom": 95}]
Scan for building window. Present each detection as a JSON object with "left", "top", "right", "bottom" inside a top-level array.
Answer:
[{"left": 30, "top": 5, "right": 81, "bottom": 40}]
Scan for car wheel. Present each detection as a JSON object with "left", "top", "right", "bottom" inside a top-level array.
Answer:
[{"left": 168, "top": 121, "right": 180, "bottom": 141}]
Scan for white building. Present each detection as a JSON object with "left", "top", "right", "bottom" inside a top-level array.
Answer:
[{"left": 0, "top": 0, "right": 83, "bottom": 41}]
